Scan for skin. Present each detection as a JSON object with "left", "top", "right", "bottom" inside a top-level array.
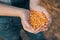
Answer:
[
  {"left": 0, "top": 4, "right": 28, "bottom": 18},
  {"left": 0, "top": 0, "right": 51, "bottom": 34}
]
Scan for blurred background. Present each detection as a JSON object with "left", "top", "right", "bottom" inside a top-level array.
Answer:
[{"left": 0, "top": 0, "right": 60, "bottom": 40}]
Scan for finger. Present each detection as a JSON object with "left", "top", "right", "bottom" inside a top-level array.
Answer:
[
  {"left": 41, "top": 26, "right": 48, "bottom": 31},
  {"left": 35, "top": 26, "right": 42, "bottom": 32},
  {"left": 21, "top": 20, "right": 34, "bottom": 33},
  {"left": 35, "top": 25, "right": 48, "bottom": 32},
  {"left": 22, "top": 18, "right": 34, "bottom": 30}
]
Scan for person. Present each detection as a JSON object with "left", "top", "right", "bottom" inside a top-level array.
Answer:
[{"left": 0, "top": 0, "right": 51, "bottom": 40}]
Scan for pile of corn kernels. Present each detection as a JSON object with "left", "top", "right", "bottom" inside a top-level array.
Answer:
[{"left": 29, "top": 10, "right": 48, "bottom": 30}]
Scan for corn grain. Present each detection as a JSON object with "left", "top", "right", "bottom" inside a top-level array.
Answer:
[{"left": 29, "top": 10, "right": 48, "bottom": 30}]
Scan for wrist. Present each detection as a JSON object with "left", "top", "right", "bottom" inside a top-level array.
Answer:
[{"left": 18, "top": 9, "right": 29, "bottom": 19}]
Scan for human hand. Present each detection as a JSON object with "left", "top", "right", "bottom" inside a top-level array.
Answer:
[{"left": 20, "top": 7, "right": 51, "bottom": 34}]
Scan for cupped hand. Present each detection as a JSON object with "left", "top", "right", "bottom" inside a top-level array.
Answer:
[{"left": 20, "top": 6, "right": 52, "bottom": 34}]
